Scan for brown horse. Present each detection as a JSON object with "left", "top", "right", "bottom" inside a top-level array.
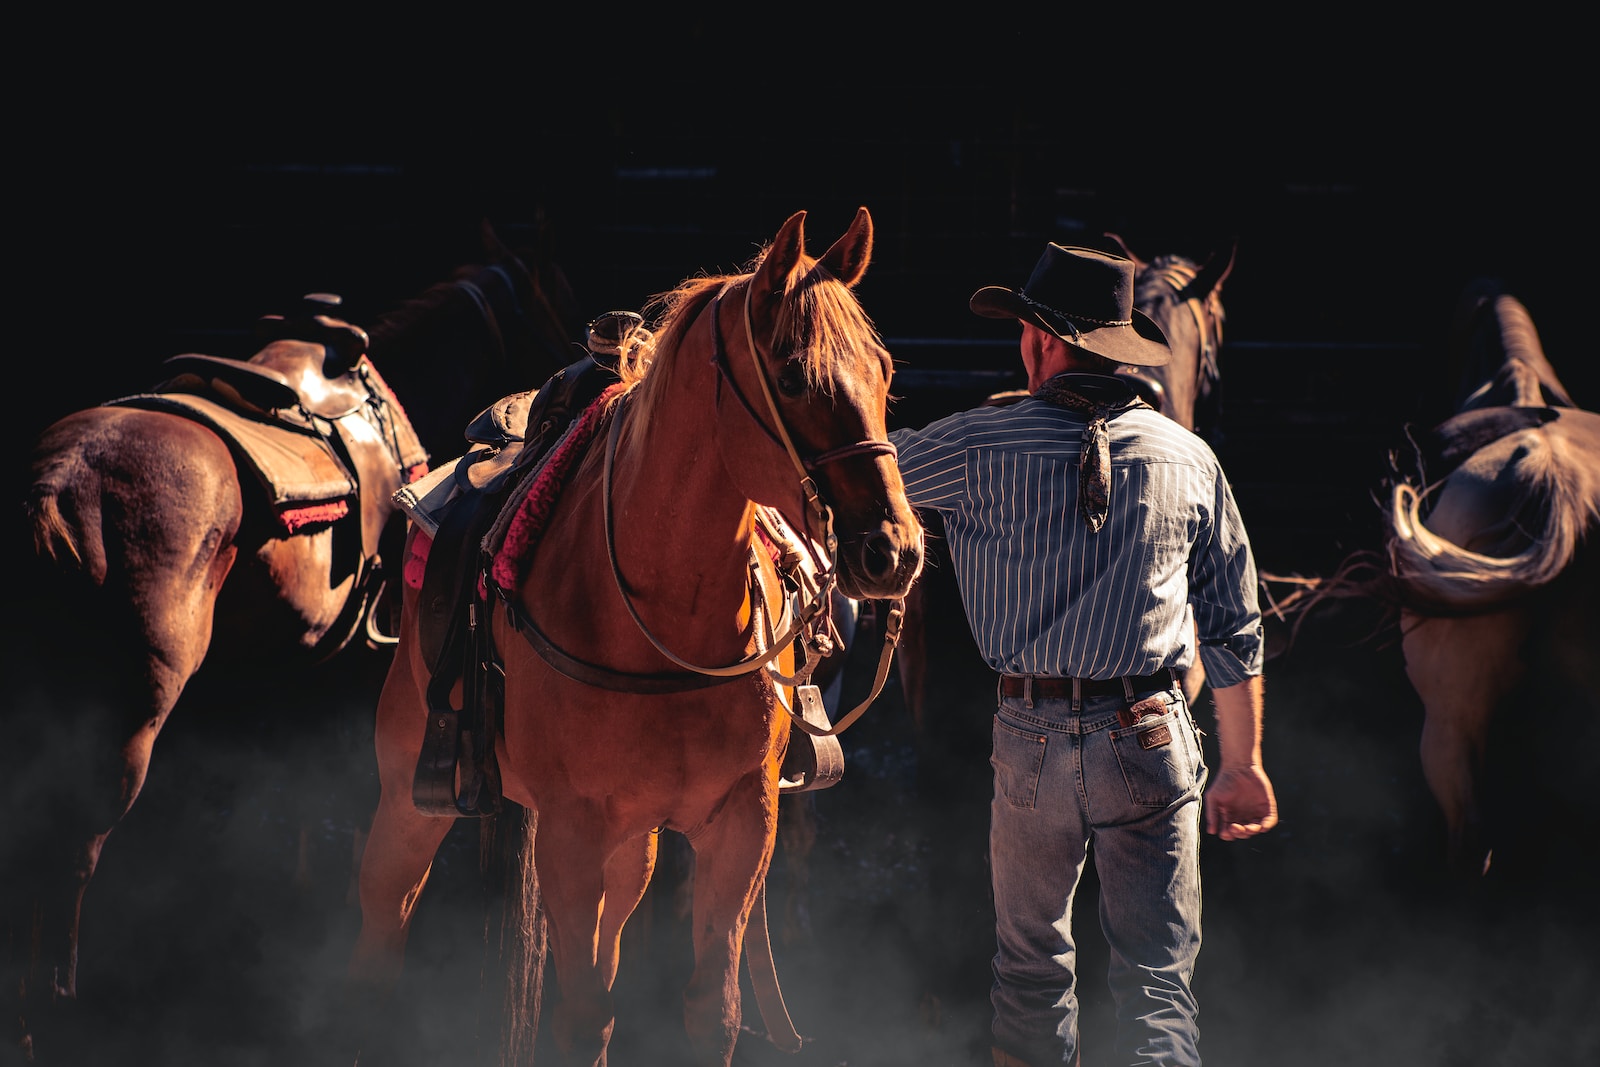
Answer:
[
  {"left": 345, "top": 207, "right": 923, "bottom": 1067},
  {"left": 1380, "top": 279, "right": 1600, "bottom": 877},
  {"left": 4, "top": 228, "right": 579, "bottom": 1063}
]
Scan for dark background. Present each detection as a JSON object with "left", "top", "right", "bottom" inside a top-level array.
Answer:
[{"left": 13, "top": 19, "right": 1597, "bottom": 1067}]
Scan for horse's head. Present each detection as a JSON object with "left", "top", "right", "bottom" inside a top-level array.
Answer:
[
  {"left": 1107, "top": 235, "right": 1235, "bottom": 438},
  {"left": 713, "top": 207, "right": 924, "bottom": 600},
  {"left": 366, "top": 222, "right": 583, "bottom": 461}
]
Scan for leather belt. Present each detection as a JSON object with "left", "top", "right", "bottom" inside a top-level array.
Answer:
[{"left": 998, "top": 669, "right": 1177, "bottom": 701}]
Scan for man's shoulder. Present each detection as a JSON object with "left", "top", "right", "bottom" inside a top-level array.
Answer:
[
  {"left": 894, "top": 397, "right": 1045, "bottom": 442},
  {"left": 1117, "top": 410, "right": 1222, "bottom": 463}
]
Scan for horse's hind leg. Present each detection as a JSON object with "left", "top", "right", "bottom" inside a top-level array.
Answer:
[
  {"left": 9, "top": 577, "right": 226, "bottom": 1058},
  {"left": 1402, "top": 608, "right": 1529, "bottom": 877}
]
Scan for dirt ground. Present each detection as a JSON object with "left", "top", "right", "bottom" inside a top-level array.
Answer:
[{"left": 44, "top": 544, "right": 1599, "bottom": 1067}]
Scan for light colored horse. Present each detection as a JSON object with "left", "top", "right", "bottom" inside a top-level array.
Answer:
[{"left": 1384, "top": 280, "right": 1600, "bottom": 876}]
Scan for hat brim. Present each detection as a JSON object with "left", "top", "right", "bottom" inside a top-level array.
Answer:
[{"left": 971, "top": 286, "right": 1172, "bottom": 367}]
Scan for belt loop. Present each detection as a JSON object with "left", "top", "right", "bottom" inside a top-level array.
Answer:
[
  {"left": 1023, "top": 676, "right": 1033, "bottom": 710},
  {"left": 1121, "top": 676, "right": 1136, "bottom": 705},
  {"left": 1071, "top": 676, "right": 1082, "bottom": 713}
]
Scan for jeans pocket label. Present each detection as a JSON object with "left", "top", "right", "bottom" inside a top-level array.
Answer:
[{"left": 1137, "top": 723, "right": 1172, "bottom": 750}]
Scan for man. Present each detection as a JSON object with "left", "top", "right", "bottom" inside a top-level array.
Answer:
[{"left": 888, "top": 244, "right": 1278, "bottom": 1066}]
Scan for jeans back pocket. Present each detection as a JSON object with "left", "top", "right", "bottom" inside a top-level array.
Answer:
[
  {"left": 992, "top": 715, "right": 1047, "bottom": 810},
  {"left": 1110, "top": 699, "right": 1202, "bottom": 808}
]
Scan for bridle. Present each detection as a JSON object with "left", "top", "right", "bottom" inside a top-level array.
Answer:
[
  {"left": 593, "top": 274, "right": 905, "bottom": 732},
  {"left": 451, "top": 259, "right": 541, "bottom": 372}
]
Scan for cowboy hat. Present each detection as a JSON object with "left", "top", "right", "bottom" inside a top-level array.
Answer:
[{"left": 970, "top": 244, "right": 1171, "bottom": 367}]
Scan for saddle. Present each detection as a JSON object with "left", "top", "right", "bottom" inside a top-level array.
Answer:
[
  {"left": 402, "top": 349, "right": 623, "bottom": 817},
  {"left": 106, "top": 294, "right": 428, "bottom": 660},
  {"left": 1415, "top": 405, "right": 1561, "bottom": 485}
]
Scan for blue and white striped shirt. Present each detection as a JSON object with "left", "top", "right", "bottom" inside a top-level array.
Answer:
[{"left": 889, "top": 377, "right": 1263, "bottom": 686}]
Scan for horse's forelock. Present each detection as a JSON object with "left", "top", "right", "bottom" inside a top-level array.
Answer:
[{"left": 776, "top": 259, "right": 881, "bottom": 393}]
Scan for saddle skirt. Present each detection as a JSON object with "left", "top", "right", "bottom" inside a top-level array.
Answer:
[{"left": 108, "top": 347, "right": 428, "bottom": 537}]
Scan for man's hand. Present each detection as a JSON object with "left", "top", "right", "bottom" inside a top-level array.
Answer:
[{"left": 1204, "top": 765, "right": 1278, "bottom": 841}]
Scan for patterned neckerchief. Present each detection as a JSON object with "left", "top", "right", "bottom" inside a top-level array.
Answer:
[{"left": 1032, "top": 374, "right": 1150, "bottom": 533}]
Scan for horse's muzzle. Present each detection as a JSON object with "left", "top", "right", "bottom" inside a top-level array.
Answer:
[{"left": 836, "top": 520, "right": 924, "bottom": 600}]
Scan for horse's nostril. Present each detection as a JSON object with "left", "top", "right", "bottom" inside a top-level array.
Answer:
[{"left": 860, "top": 531, "right": 897, "bottom": 580}]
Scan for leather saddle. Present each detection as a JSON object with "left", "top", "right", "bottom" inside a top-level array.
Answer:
[
  {"left": 405, "top": 349, "right": 625, "bottom": 816},
  {"left": 106, "top": 293, "right": 428, "bottom": 660}
]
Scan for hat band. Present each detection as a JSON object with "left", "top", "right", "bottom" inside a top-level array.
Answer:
[{"left": 1018, "top": 291, "right": 1132, "bottom": 329}]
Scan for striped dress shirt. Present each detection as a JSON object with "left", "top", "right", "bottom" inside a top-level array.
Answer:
[{"left": 888, "top": 376, "right": 1263, "bottom": 687}]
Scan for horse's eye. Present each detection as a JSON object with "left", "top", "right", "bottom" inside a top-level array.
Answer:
[{"left": 776, "top": 360, "right": 807, "bottom": 398}]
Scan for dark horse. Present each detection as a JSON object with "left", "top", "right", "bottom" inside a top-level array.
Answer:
[
  {"left": 4, "top": 226, "right": 580, "bottom": 1063},
  {"left": 345, "top": 208, "right": 924, "bottom": 1067}
]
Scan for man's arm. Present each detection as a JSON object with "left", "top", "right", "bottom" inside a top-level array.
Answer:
[{"left": 1203, "top": 674, "right": 1278, "bottom": 841}]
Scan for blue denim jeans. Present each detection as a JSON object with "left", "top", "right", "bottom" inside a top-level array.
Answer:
[{"left": 989, "top": 681, "right": 1208, "bottom": 1066}]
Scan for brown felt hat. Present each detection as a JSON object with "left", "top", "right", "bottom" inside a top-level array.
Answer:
[{"left": 970, "top": 244, "right": 1172, "bottom": 367}]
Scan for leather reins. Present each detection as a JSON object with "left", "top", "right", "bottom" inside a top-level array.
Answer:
[
  {"left": 589, "top": 276, "right": 905, "bottom": 729},
  {"left": 708, "top": 280, "right": 900, "bottom": 554}
]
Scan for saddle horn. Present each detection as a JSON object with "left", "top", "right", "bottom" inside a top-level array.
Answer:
[{"left": 254, "top": 292, "right": 371, "bottom": 377}]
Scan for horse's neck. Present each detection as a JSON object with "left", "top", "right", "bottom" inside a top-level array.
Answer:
[
  {"left": 1463, "top": 358, "right": 1558, "bottom": 412},
  {"left": 1139, "top": 295, "right": 1203, "bottom": 431},
  {"left": 606, "top": 378, "right": 765, "bottom": 600}
]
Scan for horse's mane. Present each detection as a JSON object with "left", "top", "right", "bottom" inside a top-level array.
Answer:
[
  {"left": 1130, "top": 252, "right": 1227, "bottom": 433},
  {"left": 619, "top": 246, "right": 883, "bottom": 453}
]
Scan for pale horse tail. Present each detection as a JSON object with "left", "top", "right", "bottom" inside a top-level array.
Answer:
[{"left": 1386, "top": 427, "right": 1598, "bottom": 613}]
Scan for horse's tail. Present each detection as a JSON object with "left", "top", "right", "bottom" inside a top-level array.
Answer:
[
  {"left": 1257, "top": 553, "right": 1406, "bottom": 656},
  {"left": 25, "top": 484, "right": 84, "bottom": 567},
  {"left": 494, "top": 804, "right": 545, "bottom": 1067},
  {"left": 1385, "top": 433, "right": 1597, "bottom": 613}
]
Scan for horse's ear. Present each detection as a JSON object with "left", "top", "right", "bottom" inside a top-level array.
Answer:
[
  {"left": 1185, "top": 238, "right": 1238, "bottom": 301},
  {"left": 1101, "top": 231, "right": 1144, "bottom": 269},
  {"left": 481, "top": 218, "right": 511, "bottom": 260},
  {"left": 817, "top": 206, "right": 874, "bottom": 288},
  {"left": 754, "top": 211, "right": 809, "bottom": 298}
]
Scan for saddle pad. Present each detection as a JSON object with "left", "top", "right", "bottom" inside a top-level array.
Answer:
[
  {"left": 393, "top": 458, "right": 462, "bottom": 538},
  {"left": 107, "top": 392, "right": 357, "bottom": 507}
]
